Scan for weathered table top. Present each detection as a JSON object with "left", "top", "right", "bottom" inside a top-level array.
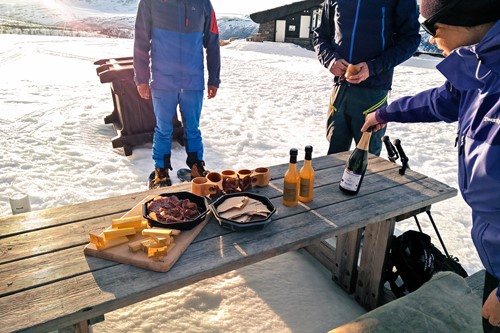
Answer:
[{"left": 0, "top": 152, "right": 457, "bottom": 332}]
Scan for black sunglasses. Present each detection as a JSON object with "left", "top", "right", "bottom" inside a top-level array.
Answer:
[{"left": 420, "top": 0, "right": 463, "bottom": 36}]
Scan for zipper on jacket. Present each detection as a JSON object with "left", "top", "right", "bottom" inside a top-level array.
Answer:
[
  {"left": 348, "top": 0, "right": 362, "bottom": 63},
  {"left": 458, "top": 132, "right": 468, "bottom": 190},
  {"left": 381, "top": 7, "right": 386, "bottom": 50}
]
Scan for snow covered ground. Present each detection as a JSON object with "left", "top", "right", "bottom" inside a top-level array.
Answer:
[{"left": 0, "top": 33, "right": 481, "bottom": 332}]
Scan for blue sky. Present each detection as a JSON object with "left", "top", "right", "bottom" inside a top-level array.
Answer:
[{"left": 211, "top": 0, "right": 295, "bottom": 15}]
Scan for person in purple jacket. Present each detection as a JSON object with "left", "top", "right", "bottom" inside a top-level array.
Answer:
[
  {"left": 134, "top": 0, "right": 221, "bottom": 189},
  {"left": 361, "top": 0, "right": 499, "bottom": 331}
]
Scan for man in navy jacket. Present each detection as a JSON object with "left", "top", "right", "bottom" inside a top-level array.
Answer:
[
  {"left": 313, "top": 0, "right": 420, "bottom": 156},
  {"left": 134, "top": 0, "right": 221, "bottom": 188},
  {"left": 362, "top": 0, "right": 499, "bottom": 331}
]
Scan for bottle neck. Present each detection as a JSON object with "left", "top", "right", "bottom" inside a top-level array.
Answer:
[{"left": 356, "top": 131, "right": 372, "bottom": 151}]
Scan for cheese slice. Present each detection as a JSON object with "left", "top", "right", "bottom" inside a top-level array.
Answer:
[
  {"left": 128, "top": 238, "right": 146, "bottom": 252},
  {"left": 95, "top": 236, "right": 129, "bottom": 250},
  {"left": 142, "top": 228, "right": 181, "bottom": 237},
  {"left": 111, "top": 215, "right": 143, "bottom": 228},
  {"left": 103, "top": 227, "right": 136, "bottom": 240},
  {"left": 134, "top": 221, "right": 149, "bottom": 232}
]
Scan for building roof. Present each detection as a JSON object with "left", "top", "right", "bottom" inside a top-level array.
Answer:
[{"left": 250, "top": 0, "right": 325, "bottom": 24}]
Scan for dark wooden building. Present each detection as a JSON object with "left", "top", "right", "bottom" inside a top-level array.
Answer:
[{"left": 248, "top": 0, "right": 325, "bottom": 49}]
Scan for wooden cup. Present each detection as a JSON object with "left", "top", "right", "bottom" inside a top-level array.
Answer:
[
  {"left": 251, "top": 167, "right": 270, "bottom": 187},
  {"left": 237, "top": 169, "right": 253, "bottom": 191},
  {"left": 221, "top": 169, "right": 237, "bottom": 180},
  {"left": 206, "top": 172, "right": 223, "bottom": 190},
  {"left": 191, "top": 177, "right": 217, "bottom": 197}
]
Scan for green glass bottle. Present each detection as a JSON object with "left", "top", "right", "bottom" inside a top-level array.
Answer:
[{"left": 339, "top": 130, "right": 372, "bottom": 195}]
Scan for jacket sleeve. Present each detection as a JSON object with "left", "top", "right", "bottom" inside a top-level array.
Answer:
[
  {"left": 203, "top": 2, "right": 221, "bottom": 88},
  {"left": 366, "top": 0, "right": 421, "bottom": 77},
  {"left": 133, "top": 0, "right": 152, "bottom": 85},
  {"left": 377, "top": 81, "right": 460, "bottom": 123},
  {"left": 312, "top": 1, "right": 341, "bottom": 69}
]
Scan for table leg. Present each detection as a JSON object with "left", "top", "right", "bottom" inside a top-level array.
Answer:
[
  {"left": 73, "top": 320, "right": 92, "bottom": 333},
  {"left": 333, "top": 228, "right": 363, "bottom": 293},
  {"left": 354, "top": 218, "right": 396, "bottom": 310}
]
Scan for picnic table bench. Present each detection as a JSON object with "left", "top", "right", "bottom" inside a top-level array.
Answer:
[{"left": 0, "top": 151, "right": 457, "bottom": 332}]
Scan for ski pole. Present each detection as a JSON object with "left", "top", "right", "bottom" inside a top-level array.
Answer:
[
  {"left": 393, "top": 139, "right": 409, "bottom": 175},
  {"left": 382, "top": 135, "right": 399, "bottom": 163}
]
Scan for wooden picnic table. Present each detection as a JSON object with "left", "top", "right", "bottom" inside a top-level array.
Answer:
[{"left": 0, "top": 151, "right": 457, "bottom": 332}]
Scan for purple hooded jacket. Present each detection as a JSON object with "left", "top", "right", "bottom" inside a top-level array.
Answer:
[{"left": 376, "top": 21, "right": 500, "bottom": 299}]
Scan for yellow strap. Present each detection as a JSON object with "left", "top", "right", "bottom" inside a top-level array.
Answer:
[{"left": 362, "top": 94, "right": 388, "bottom": 116}]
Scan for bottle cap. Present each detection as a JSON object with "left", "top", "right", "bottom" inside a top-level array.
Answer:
[
  {"left": 290, "top": 148, "right": 298, "bottom": 156},
  {"left": 305, "top": 145, "right": 313, "bottom": 153}
]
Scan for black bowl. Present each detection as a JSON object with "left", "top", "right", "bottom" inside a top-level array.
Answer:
[
  {"left": 142, "top": 192, "right": 208, "bottom": 231},
  {"left": 210, "top": 193, "right": 276, "bottom": 231}
]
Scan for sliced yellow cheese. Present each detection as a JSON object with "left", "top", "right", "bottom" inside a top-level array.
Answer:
[
  {"left": 141, "top": 238, "right": 157, "bottom": 252},
  {"left": 128, "top": 238, "right": 146, "bottom": 252},
  {"left": 112, "top": 215, "right": 142, "bottom": 224},
  {"left": 111, "top": 219, "right": 143, "bottom": 228},
  {"left": 148, "top": 234, "right": 172, "bottom": 245},
  {"left": 95, "top": 236, "right": 129, "bottom": 250},
  {"left": 89, "top": 232, "right": 105, "bottom": 247},
  {"left": 147, "top": 245, "right": 168, "bottom": 259},
  {"left": 134, "top": 221, "right": 149, "bottom": 232},
  {"left": 142, "top": 228, "right": 181, "bottom": 237},
  {"left": 103, "top": 227, "right": 136, "bottom": 240}
]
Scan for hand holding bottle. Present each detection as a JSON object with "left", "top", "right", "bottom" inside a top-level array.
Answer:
[{"left": 361, "top": 112, "right": 386, "bottom": 133}]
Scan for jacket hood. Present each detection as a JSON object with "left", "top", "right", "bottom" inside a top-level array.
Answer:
[{"left": 437, "top": 20, "right": 500, "bottom": 91}]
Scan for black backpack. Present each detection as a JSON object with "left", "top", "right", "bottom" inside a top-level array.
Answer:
[{"left": 386, "top": 228, "right": 468, "bottom": 298}]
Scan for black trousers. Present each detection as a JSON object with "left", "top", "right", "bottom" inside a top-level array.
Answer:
[{"left": 483, "top": 270, "right": 500, "bottom": 333}]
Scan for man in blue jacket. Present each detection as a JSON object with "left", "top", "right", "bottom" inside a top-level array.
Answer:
[
  {"left": 313, "top": 0, "right": 420, "bottom": 156},
  {"left": 362, "top": 0, "right": 499, "bottom": 331},
  {"left": 134, "top": 0, "right": 221, "bottom": 188}
]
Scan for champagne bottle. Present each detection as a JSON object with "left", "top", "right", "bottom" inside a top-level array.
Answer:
[
  {"left": 283, "top": 148, "right": 299, "bottom": 206},
  {"left": 299, "top": 145, "right": 314, "bottom": 203},
  {"left": 339, "top": 129, "right": 372, "bottom": 195}
]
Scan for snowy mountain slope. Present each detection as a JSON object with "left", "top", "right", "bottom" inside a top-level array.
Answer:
[
  {"left": 1, "top": 0, "right": 438, "bottom": 52},
  {"left": 0, "top": 0, "right": 257, "bottom": 39}
]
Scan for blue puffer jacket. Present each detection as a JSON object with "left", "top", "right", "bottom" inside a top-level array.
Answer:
[
  {"left": 134, "top": 0, "right": 221, "bottom": 90},
  {"left": 313, "top": 0, "right": 420, "bottom": 90},
  {"left": 377, "top": 21, "right": 500, "bottom": 300}
]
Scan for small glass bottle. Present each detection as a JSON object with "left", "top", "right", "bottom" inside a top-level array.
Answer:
[
  {"left": 299, "top": 145, "right": 314, "bottom": 203},
  {"left": 283, "top": 148, "right": 299, "bottom": 206}
]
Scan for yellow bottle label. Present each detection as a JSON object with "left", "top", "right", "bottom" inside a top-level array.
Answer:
[
  {"left": 283, "top": 181, "right": 298, "bottom": 202},
  {"left": 299, "top": 178, "right": 311, "bottom": 197}
]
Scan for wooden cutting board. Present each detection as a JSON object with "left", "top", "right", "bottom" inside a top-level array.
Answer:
[{"left": 84, "top": 195, "right": 210, "bottom": 272}]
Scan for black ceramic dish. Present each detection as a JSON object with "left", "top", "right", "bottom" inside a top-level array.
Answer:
[
  {"left": 210, "top": 192, "right": 276, "bottom": 231},
  {"left": 142, "top": 192, "right": 208, "bottom": 231}
]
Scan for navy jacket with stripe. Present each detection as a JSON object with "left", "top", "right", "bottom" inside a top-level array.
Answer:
[{"left": 313, "top": 0, "right": 421, "bottom": 90}]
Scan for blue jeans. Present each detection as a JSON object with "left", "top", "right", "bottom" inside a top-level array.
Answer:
[
  {"left": 326, "top": 85, "right": 388, "bottom": 156},
  {"left": 151, "top": 89, "right": 204, "bottom": 169}
]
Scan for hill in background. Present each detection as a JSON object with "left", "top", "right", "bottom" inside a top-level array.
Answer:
[{"left": 0, "top": 0, "right": 438, "bottom": 53}]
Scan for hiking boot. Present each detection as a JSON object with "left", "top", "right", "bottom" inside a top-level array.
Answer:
[
  {"left": 190, "top": 161, "right": 209, "bottom": 179},
  {"left": 148, "top": 168, "right": 172, "bottom": 190}
]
